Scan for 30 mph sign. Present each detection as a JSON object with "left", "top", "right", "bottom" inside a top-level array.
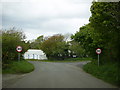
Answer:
[
  {"left": 16, "top": 46, "right": 22, "bottom": 52},
  {"left": 96, "top": 48, "right": 101, "bottom": 67},
  {"left": 96, "top": 48, "right": 101, "bottom": 55}
]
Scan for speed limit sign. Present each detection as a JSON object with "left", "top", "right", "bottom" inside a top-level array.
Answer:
[
  {"left": 16, "top": 46, "right": 22, "bottom": 52},
  {"left": 96, "top": 48, "right": 101, "bottom": 67},
  {"left": 96, "top": 48, "right": 102, "bottom": 55}
]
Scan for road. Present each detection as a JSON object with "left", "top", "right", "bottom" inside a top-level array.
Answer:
[{"left": 3, "top": 61, "right": 117, "bottom": 88}]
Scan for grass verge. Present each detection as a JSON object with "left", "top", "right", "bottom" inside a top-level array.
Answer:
[
  {"left": 83, "top": 61, "right": 119, "bottom": 87},
  {"left": 2, "top": 60, "right": 34, "bottom": 74},
  {"left": 26, "top": 57, "right": 92, "bottom": 62},
  {"left": 64, "top": 57, "right": 92, "bottom": 61}
]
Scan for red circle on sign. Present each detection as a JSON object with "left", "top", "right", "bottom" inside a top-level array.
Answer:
[
  {"left": 96, "top": 48, "right": 102, "bottom": 55},
  {"left": 16, "top": 46, "right": 22, "bottom": 52}
]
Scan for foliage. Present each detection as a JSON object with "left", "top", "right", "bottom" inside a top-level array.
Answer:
[
  {"left": 2, "top": 28, "right": 29, "bottom": 66},
  {"left": 83, "top": 62, "right": 119, "bottom": 86},
  {"left": 89, "top": 2, "right": 120, "bottom": 62},
  {"left": 41, "top": 34, "right": 69, "bottom": 60},
  {"left": 71, "top": 24, "right": 96, "bottom": 58},
  {"left": 72, "top": 2, "right": 120, "bottom": 63},
  {"left": 29, "top": 35, "right": 44, "bottom": 49},
  {"left": 2, "top": 60, "right": 34, "bottom": 74},
  {"left": 68, "top": 41, "right": 85, "bottom": 57}
]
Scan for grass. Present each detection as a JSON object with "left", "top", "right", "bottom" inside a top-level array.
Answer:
[
  {"left": 83, "top": 61, "right": 119, "bottom": 87},
  {"left": 26, "top": 57, "right": 92, "bottom": 62},
  {"left": 26, "top": 59, "right": 42, "bottom": 61},
  {"left": 64, "top": 57, "right": 92, "bottom": 61},
  {"left": 2, "top": 60, "right": 35, "bottom": 74}
]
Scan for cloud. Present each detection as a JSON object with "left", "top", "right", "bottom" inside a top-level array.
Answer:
[
  {"left": 2, "top": 0, "right": 91, "bottom": 19},
  {"left": 40, "top": 18, "right": 89, "bottom": 32},
  {"left": 2, "top": 0, "right": 92, "bottom": 40}
]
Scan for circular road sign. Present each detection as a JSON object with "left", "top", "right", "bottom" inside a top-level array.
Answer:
[
  {"left": 16, "top": 46, "right": 22, "bottom": 52},
  {"left": 96, "top": 48, "right": 102, "bottom": 55}
]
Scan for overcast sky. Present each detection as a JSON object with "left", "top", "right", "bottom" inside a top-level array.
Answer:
[{"left": 1, "top": 0, "right": 93, "bottom": 40}]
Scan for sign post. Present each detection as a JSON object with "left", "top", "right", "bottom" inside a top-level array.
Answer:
[
  {"left": 16, "top": 46, "right": 22, "bottom": 61},
  {"left": 98, "top": 54, "right": 99, "bottom": 66},
  {"left": 96, "top": 48, "right": 102, "bottom": 67},
  {"left": 18, "top": 53, "right": 20, "bottom": 61}
]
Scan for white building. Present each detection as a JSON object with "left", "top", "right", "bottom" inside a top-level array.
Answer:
[{"left": 24, "top": 49, "right": 47, "bottom": 60}]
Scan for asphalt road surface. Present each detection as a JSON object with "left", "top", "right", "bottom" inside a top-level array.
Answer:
[{"left": 3, "top": 61, "right": 117, "bottom": 88}]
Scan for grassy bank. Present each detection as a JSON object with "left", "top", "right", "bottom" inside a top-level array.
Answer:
[
  {"left": 3, "top": 60, "right": 34, "bottom": 74},
  {"left": 83, "top": 61, "right": 119, "bottom": 86},
  {"left": 27, "top": 57, "right": 92, "bottom": 62}
]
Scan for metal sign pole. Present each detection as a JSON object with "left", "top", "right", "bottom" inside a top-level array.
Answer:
[
  {"left": 18, "top": 53, "right": 20, "bottom": 61},
  {"left": 98, "top": 54, "right": 99, "bottom": 67}
]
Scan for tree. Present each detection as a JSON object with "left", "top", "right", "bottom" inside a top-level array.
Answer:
[
  {"left": 29, "top": 35, "right": 44, "bottom": 49},
  {"left": 69, "top": 41, "right": 85, "bottom": 58},
  {"left": 2, "top": 28, "right": 29, "bottom": 65},
  {"left": 72, "top": 2, "right": 120, "bottom": 63},
  {"left": 41, "top": 34, "right": 69, "bottom": 60},
  {"left": 89, "top": 2, "right": 120, "bottom": 62},
  {"left": 71, "top": 24, "right": 96, "bottom": 58}
]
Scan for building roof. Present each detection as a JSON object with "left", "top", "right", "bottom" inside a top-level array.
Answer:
[{"left": 24, "top": 49, "right": 45, "bottom": 55}]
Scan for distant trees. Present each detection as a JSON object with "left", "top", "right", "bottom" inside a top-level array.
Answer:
[
  {"left": 31, "top": 33, "right": 87, "bottom": 60},
  {"left": 2, "top": 28, "right": 29, "bottom": 65},
  {"left": 69, "top": 41, "right": 85, "bottom": 58},
  {"left": 41, "top": 34, "right": 69, "bottom": 60},
  {"left": 30, "top": 33, "right": 84, "bottom": 60},
  {"left": 29, "top": 35, "right": 44, "bottom": 49}
]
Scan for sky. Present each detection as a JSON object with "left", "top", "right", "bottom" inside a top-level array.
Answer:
[{"left": 1, "top": 0, "right": 93, "bottom": 41}]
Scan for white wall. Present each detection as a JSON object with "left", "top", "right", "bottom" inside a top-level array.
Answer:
[{"left": 24, "top": 49, "right": 47, "bottom": 60}]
